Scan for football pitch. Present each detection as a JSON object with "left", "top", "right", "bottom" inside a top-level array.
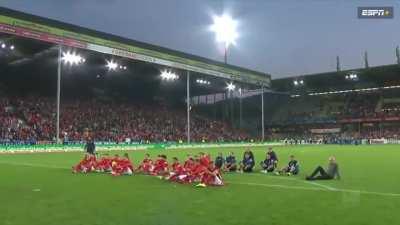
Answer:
[{"left": 0, "top": 144, "right": 399, "bottom": 225}]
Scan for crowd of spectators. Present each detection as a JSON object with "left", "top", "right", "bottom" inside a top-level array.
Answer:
[
  {"left": 0, "top": 96, "right": 249, "bottom": 144},
  {"left": 283, "top": 93, "right": 400, "bottom": 123}
]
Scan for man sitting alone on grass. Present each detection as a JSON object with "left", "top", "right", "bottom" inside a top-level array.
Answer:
[
  {"left": 306, "top": 156, "right": 340, "bottom": 181},
  {"left": 276, "top": 155, "right": 299, "bottom": 176}
]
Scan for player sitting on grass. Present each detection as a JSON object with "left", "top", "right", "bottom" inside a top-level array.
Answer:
[
  {"left": 95, "top": 153, "right": 112, "bottom": 172},
  {"left": 111, "top": 153, "right": 134, "bottom": 176},
  {"left": 184, "top": 154, "right": 195, "bottom": 170},
  {"left": 166, "top": 157, "right": 185, "bottom": 182},
  {"left": 260, "top": 153, "right": 276, "bottom": 173},
  {"left": 267, "top": 147, "right": 278, "bottom": 168},
  {"left": 224, "top": 151, "right": 237, "bottom": 172},
  {"left": 306, "top": 156, "right": 340, "bottom": 181},
  {"left": 196, "top": 161, "right": 224, "bottom": 187},
  {"left": 214, "top": 152, "right": 225, "bottom": 169},
  {"left": 136, "top": 153, "right": 153, "bottom": 174},
  {"left": 238, "top": 150, "right": 255, "bottom": 173},
  {"left": 275, "top": 155, "right": 299, "bottom": 176},
  {"left": 199, "top": 152, "right": 211, "bottom": 167},
  {"left": 72, "top": 153, "right": 96, "bottom": 174},
  {"left": 188, "top": 157, "right": 206, "bottom": 183},
  {"left": 151, "top": 154, "right": 169, "bottom": 176}
]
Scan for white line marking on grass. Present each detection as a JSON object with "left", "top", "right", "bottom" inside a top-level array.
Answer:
[
  {"left": 231, "top": 181, "right": 400, "bottom": 198},
  {"left": 231, "top": 181, "right": 324, "bottom": 192},
  {"left": 302, "top": 181, "right": 337, "bottom": 191},
  {"left": 238, "top": 173, "right": 337, "bottom": 190}
]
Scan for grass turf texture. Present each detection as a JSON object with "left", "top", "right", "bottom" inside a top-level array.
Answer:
[{"left": 0, "top": 145, "right": 399, "bottom": 225}]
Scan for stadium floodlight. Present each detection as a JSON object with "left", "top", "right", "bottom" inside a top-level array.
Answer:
[
  {"left": 61, "top": 52, "right": 85, "bottom": 65},
  {"left": 106, "top": 60, "right": 118, "bottom": 71},
  {"left": 160, "top": 70, "right": 179, "bottom": 81},
  {"left": 293, "top": 79, "right": 304, "bottom": 86},
  {"left": 211, "top": 13, "right": 238, "bottom": 63},
  {"left": 1, "top": 43, "right": 5, "bottom": 48},
  {"left": 196, "top": 79, "right": 211, "bottom": 85},
  {"left": 10, "top": 45, "right": 14, "bottom": 50},
  {"left": 211, "top": 14, "right": 238, "bottom": 48},
  {"left": 226, "top": 82, "right": 236, "bottom": 91},
  {"left": 345, "top": 72, "right": 358, "bottom": 81}
]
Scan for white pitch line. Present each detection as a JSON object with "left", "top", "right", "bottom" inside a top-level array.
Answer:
[
  {"left": 230, "top": 181, "right": 324, "bottom": 192},
  {"left": 231, "top": 181, "right": 400, "bottom": 198},
  {"left": 302, "top": 180, "right": 337, "bottom": 191},
  {"left": 237, "top": 172, "right": 336, "bottom": 190}
]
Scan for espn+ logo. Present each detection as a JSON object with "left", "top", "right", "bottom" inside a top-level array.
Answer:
[{"left": 358, "top": 7, "right": 393, "bottom": 18}]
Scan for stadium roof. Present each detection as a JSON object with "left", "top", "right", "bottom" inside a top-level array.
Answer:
[
  {"left": 272, "top": 64, "right": 400, "bottom": 95},
  {"left": 0, "top": 7, "right": 270, "bottom": 87}
]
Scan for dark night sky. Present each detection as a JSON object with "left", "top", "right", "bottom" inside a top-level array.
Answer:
[{"left": 1, "top": 0, "right": 399, "bottom": 78}]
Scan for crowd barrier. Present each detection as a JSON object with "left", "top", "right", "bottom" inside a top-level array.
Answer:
[{"left": 0, "top": 142, "right": 281, "bottom": 153}]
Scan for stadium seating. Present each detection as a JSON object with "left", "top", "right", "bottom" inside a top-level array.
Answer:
[{"left": 0, "top": 96, "right": 249, "bottom": 144}]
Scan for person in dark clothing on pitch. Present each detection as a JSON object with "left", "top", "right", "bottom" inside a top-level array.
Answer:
[
  {"left": 260, "top": 153, "right": 276, "bottom": 173},
  {"left": 267, "top": 147, "right": 278, "bottom": 168},
  {"left": 239, "top": 149, "right": 255, "bottom": 173},
  {"left": 224, "top": 152, "right": 237, "bottom": 172},
  {"left": 85, "top": 137, "right": 96, "bottom": 155},
  {"left": 276, "top": 155, "right": 300, "bottom": 175},
  {"left": 214, "top": 152, "right": 225, "bottom": 169},
  {"left": 306, "top": 156, "right": 340, "bottom": 180}
]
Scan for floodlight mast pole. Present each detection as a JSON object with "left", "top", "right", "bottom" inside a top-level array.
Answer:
[
  {"left": 56, "top": 45, "right": 62, "bottom": 144},
  {"left": 224, "top": 45, "right": 228, "bottom": 64},
  {"left": 261, "top": 85, "right": 265, "bottom": 141},
  {"left": 186, "top": 71, "right": 191, "bottom": 143},
  {"left": 239, "top": 88, "right": 242, "bottom": 128}
]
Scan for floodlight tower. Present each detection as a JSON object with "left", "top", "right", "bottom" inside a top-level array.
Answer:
[
  {"left": 211, "top": 14, "right": 238, "bottom": 64},
  {"left": 56, "top": 47, "right": 85, "bottom": 144},
  {"left": 211, "top": 14, "right": 240, "bottom": 129}
]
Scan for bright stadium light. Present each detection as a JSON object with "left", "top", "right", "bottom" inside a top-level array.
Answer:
[
  {"left": 345, "top": 72, "right": 358, "bottom": 81},
  {"left": 226, "top": 82, "right": 236, "bottom": 91},
  {"left": 61, "top": 52, "right": 85, "bottom": 65},
  {"left": 10, "top": 45, "right": 14, "bottom": 50},
  {"left": 106, "top": 60, "right": 118, "bottom": 71},
  {"left": 1, "top": 43, "right": 5, "bottom": 48},
  {"left": 293, "top": 79, "right": 304, "bottom": 86},
  {"left": 211, "top": 13, "right": 239, "bottom": 64},
  {"left": 160, "top": 70, "right": 179, "bottom": 81},
  {"left": 196, "top": 79, "right": 211, "bottom": 85},
  {"left": 211, "top": 14, "right": 238, "bottom": 48}
]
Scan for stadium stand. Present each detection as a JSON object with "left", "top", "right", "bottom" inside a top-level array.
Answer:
[{"left": 0, "top": 96, "right": 249, "bottom": 144}]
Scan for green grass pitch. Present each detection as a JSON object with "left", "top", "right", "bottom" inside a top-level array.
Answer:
[{"left": 0, "top": 144, "right": 399, "bottom": 225}]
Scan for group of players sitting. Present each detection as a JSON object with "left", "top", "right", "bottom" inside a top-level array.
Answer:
[
  {"left": 72, "top": 153, "right": 134, "bottom": 176},
  {"left": 72, "top": 152, "right": 224, "bottom": 187},
  {"left": 217, "top": 147, "right": 300, "bottom": 176},
  {"left": 72, "top": 146, "right": 343, "bottom": 186}
]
